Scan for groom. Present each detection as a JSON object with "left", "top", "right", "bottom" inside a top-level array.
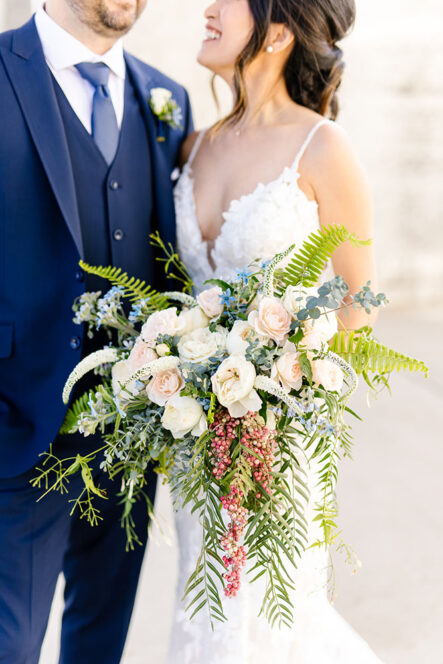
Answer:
[{"left": 0, "top": 1, "right": 192, "bottom": 662}]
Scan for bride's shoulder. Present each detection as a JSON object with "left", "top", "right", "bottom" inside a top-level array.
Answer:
[{"left": 301, "top": 118, "right": 367, "bottom": 188}]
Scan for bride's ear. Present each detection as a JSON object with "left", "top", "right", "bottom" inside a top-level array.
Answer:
[{"left": 265, "top": 24, "right": 295, "bottom": 54}]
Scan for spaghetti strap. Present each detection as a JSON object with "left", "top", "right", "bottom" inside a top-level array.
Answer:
[
  {"left": 292, "top": 119, "right": 332, "bottom": 171},
  {"left": 187, "top": 129, "right": 207, "bottom": 167}
]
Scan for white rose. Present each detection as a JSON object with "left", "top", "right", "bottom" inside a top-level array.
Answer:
[
  {"left": 211, "top": 354, "right": 261, "bottom": 418},
  {"left": 150, "top": 87, "right": 172, "bottom": 114},
  {"left": 141, "top": 307, "right": 184, "bottom": 343},
  {"left": 178, "top": 327, "right": 224, "bottom": 364},
  {"left": 112, "top": 360, "right": 139, "bottom": 400},
  {"left": 196, "top": 286, "right": 224, "bottom": 319},
  {"left": 271, "top": 352, "right": 303, "bottom": 392},
  {"left": 226, "top": 320, "right": 259, "bottom": 355},
  {"left": 177, "top": 307, "right": 210, "bottom": 336},
  {"left": 248, "top": 296, "right": 291, "bottom": 344},
  {"left": 311, "top": 359, "right": 344, "bottom": 392},
  {"left": 304, "top": 312, "right": 338, "bottom": 343},
  {"left": 161, "top": 394, "right": 207, "bottom": 439},
  {"left": 282, "top": 285, "right": 318, "bottom": 317},
  {"left": 299, "top": 329, "right": 325, "bottom": 351},
  {"left": 146, "top": 368, "right": 184, "bottom": 406}
]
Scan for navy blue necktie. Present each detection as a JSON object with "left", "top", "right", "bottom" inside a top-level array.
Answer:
[{"left": 75, "top": 62, "right": 119, "bottom": 165}]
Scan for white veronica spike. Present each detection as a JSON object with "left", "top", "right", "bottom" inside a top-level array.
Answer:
[
  {"left": 254, "top": 375, "right": 305, "bottom": 415},
  {"left": 323, "top": 352, "right": 358, "bottom": 398},
  {"left": 63, "top": 348, "right": 119, "bottom": 404},
  {"left": 163, "top": 291, "right": 197, "bottom": 307}
]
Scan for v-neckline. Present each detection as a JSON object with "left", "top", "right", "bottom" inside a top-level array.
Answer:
[{"left": 183, "top": 159, "right": 317, "bottom": 273}]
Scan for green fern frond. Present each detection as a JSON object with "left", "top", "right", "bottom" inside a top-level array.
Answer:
[
  {"left": 330, "top": 329, "right": 429, "bottom": 377},
  {"left": 60, "top": 390, "right": 94, "bottom": 434},
  {"left": 79, "top": 260, "right": 169, "bottom": 307},
  {"left": 279, "top": 224, "right": 371, "bottom": 288}
]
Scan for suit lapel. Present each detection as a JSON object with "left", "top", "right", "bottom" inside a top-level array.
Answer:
[
  {"left": 2, "top": 18, "right": 83, "bottom": 256},
  {"left": 124, "top": 53, "right": 176, "bottom": 250}
]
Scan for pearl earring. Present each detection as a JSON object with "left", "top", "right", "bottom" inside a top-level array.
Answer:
[{"left": 266, "top": 45, "right": 274, "bottom": 53}]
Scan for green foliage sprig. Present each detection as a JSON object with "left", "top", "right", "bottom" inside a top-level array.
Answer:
[
  {"left": 279, "top": 224, "right": 371, "bottom": 289},
  {"left": 330, "top": 327, "right": 429, "bottom": 377},
  {"left": 79, "top": 260, "right": 170, "bottom": 307}
]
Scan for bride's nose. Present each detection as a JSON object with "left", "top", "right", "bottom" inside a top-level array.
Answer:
[{"left": 204, "top": 2, "right": 218, "bottom": 19}]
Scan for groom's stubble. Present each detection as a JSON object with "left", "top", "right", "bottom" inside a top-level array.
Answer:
[{"left": 55, "top": 0, "right": 148, "bottom": 37}]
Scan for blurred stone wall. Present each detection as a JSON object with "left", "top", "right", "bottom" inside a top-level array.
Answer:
[{"left": 5, "top": 0, "right": 443, "bottom": 308}]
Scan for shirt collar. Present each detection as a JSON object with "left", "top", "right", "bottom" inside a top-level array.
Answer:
[{"left": 35, "top": 5, "right": 126, "bottom": 80}]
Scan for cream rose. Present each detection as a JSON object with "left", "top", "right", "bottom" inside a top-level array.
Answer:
[
  {"left": 178, "top": 327, "right": 224, "bottom": 364},
  {"left": 127, "top": 337, "right": 157, "bottom": 371},
  {"left": 112, "top": 360, "right": 139, "bottom": 400},
  {"left": 211, "top": 354, "right": 261, "bottom": 418},
  {"left": 226, "top": 320, "right": 258, "bottom": 355},
  {"left": 271, "top": 352, "right": 303, "bottom": 392},
  {"left": 150, "top": 87, "right": 172, "bottom": 114},
  {"left": 155, "top": 343, "right": 170, "bottom": 357},
  {"left": 196, "top": 286, "right": 224, "bottom": 319},
  {"left": 161, "top": 394, "right": 207, "bottom": 439},
  {"left": 248, "top": 296, "right": 291, "bottom": 344},
  {"left": 146, "top": 368, "right": 184, "bottom": 406},
  {"left": 311, "top": 359, "right": 344, "bottom": 392},
  {"left": 265, "top": 408, "right": 277, "bottom": 431},
  {"left": 141, "top": 307, "right": 184, "bottom": 343},
  {"left": 177, "top": 307, "right": 210, "bottom": 336}
]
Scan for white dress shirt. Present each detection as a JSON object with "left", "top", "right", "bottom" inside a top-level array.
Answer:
[{"left": 34, "top": 5, "right": 126, "bottom": 133}]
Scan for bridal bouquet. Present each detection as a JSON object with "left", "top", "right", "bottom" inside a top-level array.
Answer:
[{"left": 33, "top": 226, "right": 427, "bottom": 628}]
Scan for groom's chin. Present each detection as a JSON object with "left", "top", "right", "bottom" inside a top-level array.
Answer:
[{"left": 96, "top": 0, "right": 148, "bottom": 34}]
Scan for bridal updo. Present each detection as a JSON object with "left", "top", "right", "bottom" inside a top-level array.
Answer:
[{"left": 220, "top": 0, "right": 355, "bottom": 127}]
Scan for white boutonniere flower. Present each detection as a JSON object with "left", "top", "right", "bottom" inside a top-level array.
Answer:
[{"left": 149, "top": 87, "right": 183, "bottom": 141}]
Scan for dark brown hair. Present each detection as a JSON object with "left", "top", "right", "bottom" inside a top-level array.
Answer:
[{"left": 214, "top": 0, "right": 355, "bottom": 132}]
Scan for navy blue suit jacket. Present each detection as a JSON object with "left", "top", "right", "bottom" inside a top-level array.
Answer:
[{"left": 0, "top": 17, "right": 193, "bottom": 478}]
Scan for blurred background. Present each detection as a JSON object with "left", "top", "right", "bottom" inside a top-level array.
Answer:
[{"left": 2, "top": 0, "right": 443, "bottom": 662}]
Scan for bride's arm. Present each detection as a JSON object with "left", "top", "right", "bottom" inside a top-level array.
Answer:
[
  {"left": 303, "top": 123, "right": 378, "bottom": 331},
  {"left": 179, "top": 131, "right": 202, "bottom": 169}
]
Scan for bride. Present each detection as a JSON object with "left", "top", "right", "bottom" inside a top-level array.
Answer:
[{"left": 169, "top": 0, "right": 381, "bottom": 661}]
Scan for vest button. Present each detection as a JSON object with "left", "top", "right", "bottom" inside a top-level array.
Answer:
[
  {"left": 75, "top": 269, "right": 84, "bottom": 282},
  {"left": 70, "top": 336, "right": 81, "bottom": 350},
  {"left": 113, "top": 229, "right": 124, "bottom": 241},
  {"left": 109, "top": 180, "right": 119, "bottom": 190}
]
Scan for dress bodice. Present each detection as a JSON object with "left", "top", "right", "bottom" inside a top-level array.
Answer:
[{"left": 175, "top": 119, "right": 333, "bottom": 293}]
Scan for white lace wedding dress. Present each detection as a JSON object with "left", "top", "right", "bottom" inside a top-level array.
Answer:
[{"left": 168, "top": 120, "right": 383, "bottom": 664}]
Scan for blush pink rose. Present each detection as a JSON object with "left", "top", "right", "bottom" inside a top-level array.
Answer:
[
  {"left": 127, "top": 337, "right": 158, "bottom": 371},
  {"left": 146, "top": 369, "right": 185, "bottom": 406},
  {"left": 271, "top": 352, "right": 303, "bottom": 392},
  {"left": 248, "top": 296, "right": 291, "bottom": 343},
  {"left": 196, "top": 286, "right": 224, "bottom": 319},
  {"left": 311, "top": 359, "right": 344, "bottom": 392}
]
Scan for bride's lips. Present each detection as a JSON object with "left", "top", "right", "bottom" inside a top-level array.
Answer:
[{"left": 203, "top": 24, "right": 222, "bottom": 43}]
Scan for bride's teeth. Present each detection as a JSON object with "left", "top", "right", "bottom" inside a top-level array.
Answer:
[{"left": 205, "top": 29, "right": 221, "bottom": 41}]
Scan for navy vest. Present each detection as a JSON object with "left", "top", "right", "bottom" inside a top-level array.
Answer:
[{"left": 52, "top": 72, "right": 154, "bottom": 293}]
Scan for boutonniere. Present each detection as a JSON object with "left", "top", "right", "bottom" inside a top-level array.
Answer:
[{"left": 149, "top": 87, "right": 183, "bottom": 142}]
